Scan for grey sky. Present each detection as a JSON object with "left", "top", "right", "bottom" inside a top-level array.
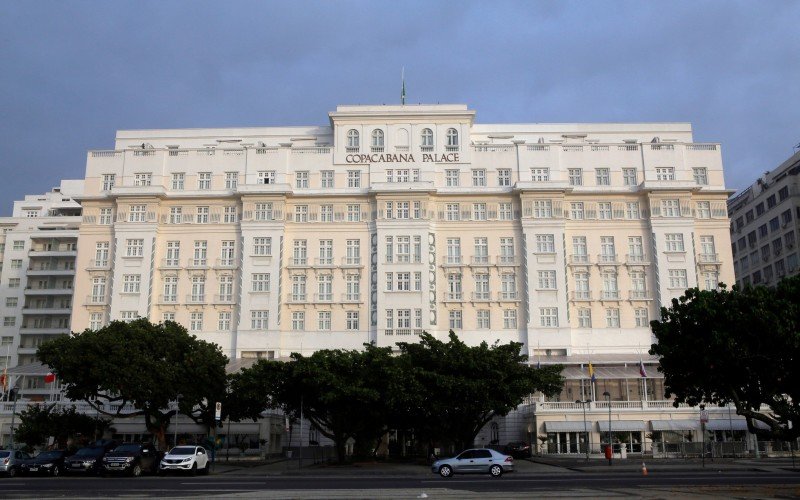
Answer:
[{"left": 1, "top": 0, "right": 798, "bottom": 214}]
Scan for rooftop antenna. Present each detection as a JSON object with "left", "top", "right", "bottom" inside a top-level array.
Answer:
[{"left": 401, "top": 67, "right": 406, "bottom": 105}]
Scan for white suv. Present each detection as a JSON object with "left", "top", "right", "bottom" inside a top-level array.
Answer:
[{"left": 158, "top": 446, "right": 210, "bottom": 475}]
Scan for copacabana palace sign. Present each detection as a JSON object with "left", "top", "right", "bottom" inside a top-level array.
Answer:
[{"left": 345, "top": 153, "right": 460, "bottom": 163}]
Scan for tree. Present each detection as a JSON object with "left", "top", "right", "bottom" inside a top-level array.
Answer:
[
  {"left": 14, "top": 404, "right": 110, "bottom": 449},
  {"left": 396, "top": 331, "right": 564, "bottom": 450},
  {"left": 649, "top": 277, "right": 800, "bottom": 440},
  {"left": 37, "top": 319, "right": 229, "bottom": 450}
]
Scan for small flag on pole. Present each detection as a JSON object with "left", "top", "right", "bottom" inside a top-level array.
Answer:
[
  {"left": 0, "top": 368, "right": 6, "bottom": 389},
  {"left": 44, "top": 372, "right": 56, "bottom": 383},
  {"left": 588, "top": 362, "right": 596, "bottom": 382},
  {"left": 639, "top": 359, "right": 648, "bottom": 378},
  {"left": 401, "top": 67, "right": 406, "bottom": 105}
]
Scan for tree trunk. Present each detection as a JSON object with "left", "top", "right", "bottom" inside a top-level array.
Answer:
[{"left": 334, "top": 436, "right": 347, "bottom": 464}]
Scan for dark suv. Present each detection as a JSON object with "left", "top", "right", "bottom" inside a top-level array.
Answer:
[
  {"left": 101, "top": 443, "right": 159, "bottom": 477},
  {"left": 64, "top": 441, "right": 118, "bottom": 475}
]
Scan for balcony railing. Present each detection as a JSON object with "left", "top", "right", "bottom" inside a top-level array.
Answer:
[
  {"left": 626, "top": 254, "right": 649, "bottom": 265},
  {"left": 85, "top": 295, "right": 109, "bottom": 306},
  {"left": 698, "top": 253, "right": 720, "bottom": 263},
  {"left": 568, "top": 254, "right": 590, "bottom": 265},
  {"left": 159, "top": 295, "right": 178, "bottom": 304},
  {"left": 313, "top": 293, "right": 333, "bottom": 302},
  {"left": 498, "top": 291, "right": 519, "bottom": 301},
  {"left": 215, "top": 258, "right": 237, "bottom": 269},
  {"left": 314, "top": 258, "right": 335, "bottom": 267},
  {"left": 571, "top": 291, "right": 592, "bottom": 301},
  {"left": 444, "top": 256, "right": 462, "bottom": 265},
  {"left": 160, "top": 258, "right": 181, "bottom": 268},
  {"left": 496, "top": 255, "right": 517, "bottom": 265},
  {"left": 629, "top": 290, "right": 652, "bottom": 300},
  {"left": 188, "top": 259, "right": 208, "bottom": 269},
  {"left": 186, "top": 294, "right": 206, "bottom": 304},
  {"left": 341, "top": 257, "right": 362, "bottom": 266},
  {"left": 597, "top": 254, "right": 620, "bottom": 265},
  {"left": 600, "top": 290, "right": 621, "bottom": 300},
  {"left": 471, "top": 292, "right": 491, "bottom": 301},
  {"left": 213, "top": 294, "right": 235, "bottom": 304},
  {"left": 341, "top": 293, "right": 361, "bottom": 303},
  {"left": 471, "top": 255, "right": 490, "bottom": 265}
]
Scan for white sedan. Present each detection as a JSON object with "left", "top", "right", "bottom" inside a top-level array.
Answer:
[{"left": 158, "top": 446, "right": 210, "bottom": 475}]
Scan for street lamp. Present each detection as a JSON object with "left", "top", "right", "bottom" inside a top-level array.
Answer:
[
  {"left": 699, "top": 404, "right": 707, "bottom": 468},
  {"left": 603, "top": 391, "right": 612, "bottom": 466},
  {"left": 576, "top": 399, "right": 592, "bottom": 461},
  {"left": 173, "top": 394, "right": 182, "bottom": 448}
]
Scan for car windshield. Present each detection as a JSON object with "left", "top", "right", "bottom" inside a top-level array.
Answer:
[
  {"left": 74, "top": 448, "right": 103, "bottom": 457},
  {"left": 112, "top": 444, "right": 141, "bottom": 453},
  {"left": 169, "top": 447, "right": 196, "bottom": 455},
  {"left": 37, "top": 451, "right": 62, "bottom": 460},
  {"left": 0, "top": 451, "right": 10, "bottom": 458}
]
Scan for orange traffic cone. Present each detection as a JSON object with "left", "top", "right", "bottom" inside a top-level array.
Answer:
[{"left": 641, "top": 462, "right": 648, "bottom": 476}]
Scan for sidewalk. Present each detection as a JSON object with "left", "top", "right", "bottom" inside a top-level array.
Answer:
[{"left": 532, "top": 455, "right": 800, "bottom": 474}]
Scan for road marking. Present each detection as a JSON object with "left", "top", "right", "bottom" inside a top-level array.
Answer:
[{"left": 182, "top": 482, "right": 266, "bottom": 485}]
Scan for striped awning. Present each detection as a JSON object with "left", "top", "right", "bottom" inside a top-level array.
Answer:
[
  {"left": 545, "top": 421, "right": 592, "bottom": 432},
  {"left": 597, "top": 420, "right": 647, "bottom": 432},
  {"left": 651, "top": 419, "right": 700, "bottom": 431}
]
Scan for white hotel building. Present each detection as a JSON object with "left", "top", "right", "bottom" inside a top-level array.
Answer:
[{"left": 65, "top": 104, "right": 738, "bottom": 452}]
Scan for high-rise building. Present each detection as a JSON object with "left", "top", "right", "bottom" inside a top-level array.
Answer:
[{"left": 727, "top": 150, "right": 800, "bottom": 287}]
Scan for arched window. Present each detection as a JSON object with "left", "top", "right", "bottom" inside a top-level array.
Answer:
[
  {"left": 371, "top": 129, "right": 384, "bottom": 149},
  {"left": 490, "top": 422, "right": 500, "bottom": 444},
  {"left": 446, "top": 128, "right": 459, "bottom": 149},
  {"left": 421, "top": 128, "right": 434, "bottom": 147},
  {"left": 347, "top": 129, "right": 359, "bottom": 149}
]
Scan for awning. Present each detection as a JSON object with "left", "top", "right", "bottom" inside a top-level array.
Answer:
[
  {"left": 651, "top": 419, "right": 699, "bottom": 431},
  {"left": 560, "top": 365, "right": 660, "bottom": 380},
  {"left": 705, "top": 419, "right": 748, "bottom": 431},
  {"left": 544, "top": 421, "right": 592, "bottom": 432},
  {"left": 597, "top": 420, "right": 647, "bottom": 432}
]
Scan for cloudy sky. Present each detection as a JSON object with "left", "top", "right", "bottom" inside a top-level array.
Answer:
[{"left": 1, "top": 0, "right": 798, "bottom": 214}]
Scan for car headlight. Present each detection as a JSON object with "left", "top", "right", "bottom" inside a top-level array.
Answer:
[
  {"left": 182, "top": 458, "right": 193, "bottom": 463},
  {"left": 42, "top": 463, "right": 54, "bottom": 468},
  {"left": 125, "top": 457, "right": 134, "bottom": 463},
  {"left": 84, "top": 460, "right": 95, "bottom": 466}
]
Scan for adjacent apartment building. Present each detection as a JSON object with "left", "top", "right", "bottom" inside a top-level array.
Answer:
[{"left": 727, "top": 150, "right": 800, "bottom": 287}]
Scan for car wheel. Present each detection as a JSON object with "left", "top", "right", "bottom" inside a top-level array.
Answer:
[
  {"left": 51, "top": 466, "right": 60, "bottom": 477},
  {"left": 201, "top": 462, "right": 210, "bottom": 475},
  {"left": 8, "top": 467, "right": 17, "bottom": 478},
  {"left": 438, "top": 464, "right": 453, "bottom": 478},
  {"left": 189, "top": 463, "right": 197, "bottom": 476},
  {"left": 131, "top": 464, "right": 142, "bottom": 477},
  {"left": 489, "top": 464, "right": 503, "bottom": 477}
]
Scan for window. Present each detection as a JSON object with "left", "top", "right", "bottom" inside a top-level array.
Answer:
[
  {"left": 668, "top": 269, "right": 688, "bottom": 289},
  {"left": 600, "top": 236, "right": 616, "bottom": 261},
  {"left": 121, "top": 311, "right": 139, "bottom": 323},
  {"left": 782, "top": 209, "right": 793, "bottom": 225},
  {"left": 656, "top": 167, "right": 675, "bottom": 181},
  {"left": 251, "top": 273, "right": 271, "bottom": 292},
  {"left": 129, "top": 204, "right": 146, "bottom": 222},
  {"left": 626, "top": 202, "right": 640, "bottom": 219},
  {"left": 251, "top": 311, "right": 269, "bottom": 329},
  {"left": 346, "top": 311, "right": 359, "bottom": 330},
  {"left": 446, "top": 238, "right": 461, "bottom": 264},
  {"left": 533, "top": 200, "right": 552, "bottom": 218},
  {"left": 420, "top": 128, "right": 434, "bottom": 149},
  {"left": 320, "top": 204, "right": 333, "bottom": 222},
  {"left": 498, "top": 169, "right": 511, "bottom": 186},
  {"left": 293, "top": 240, "right": 308, "bottom": 265},
  {"left": 224, "top": 206, "right": 238, "bottom": 223},
  {"left": 347, "top": 129, "right": 360, "bottom": 150},
  {"left": 635, "top": 308, "right": 649, "bottom": 327},
  {"left": 385, "top": 272, "right": 393, "bottom": 291},
  {"left": 133, "top": 173, "right": 152, "bottom": 186},
  {"left": 5, "top": 297, "right": 17, "bottom": 307},
  {"left": 578, "top": 309, "right": 591, "bottom": 328},
  {"left": 447, "top": 273, "right": 462, "bottom": 300},
  {"left": 318, "top": 239, "right": 333, "bottom": 266},
  {"left": 572, "top": 236, "right": 588, "bottom": 263},
  {"left": 169, "top": 207, "right": 182, "bottom": 224},
  {"left": 218, "top": 312, "right": 231, "bottom": 331},
  {"left": 252, "top": 202, "right": 273, "bottom": 221},
  {"left": 598, "top": 202, "right": 612, "bottom": 220},
  {"left": 396, "top": 236, "right": 411, "bottom": 263},
  {"left": 473, "top": 237, "right": 488, "bottom": 264},
  {"left": 445, "top": 169, "right": 460, "bottom": 187},
  {"left": 500, "top": 237, "right": 514, "bottom": 263},
  {"left": 538, "top": 270, "right": 557, "bottom": 289},
  {"left": 503, "top": 309, "right": 518, "bottom": 329},
  {"left": 540, "top": 308, "right": 558, "bottom": 327},
  {"left": 253, "top": 237, "right": 271, "bottom": 256},
  {"left": 623, "top": 168, "right": 637, "bottom": 186},
  {"left": 571, "top": 202, "right": 585, "bottom": 220},
  {"left": 295, "top": 171, "right": 309, "bottom": 188},
  {"left": 472, "top": 169, "right": 486, "bottom": 187},
  {"left": 474, "top": 273, "right": 489, "bottom": 299},
  {"left": 99, "top": 208, "right": 113, "bottom": 225},
  {"left": 321, "top": 170, "right": 334, "bottom": 188},
  {"left": 396, "top": 201, "right": 410, "bottom": 219},
  {"left": 449, "top": 310, "right": 462, "bottom": 329},
  {"left": 8, "top": 278, "right": 20, "bottom": 288},
  {"left": 595, "top": 168, "right": 610, "bottom": 186},
  {"left": 693, "top": 167, "right": 708, "bottom": 185},
  {"left": 605, "top": 308, "right": 620, "bottom": 327},
  {"left": 779, "top": 186, "right": 789, "bottom": 201},
  {"left": 535, "top": 234, "right": 555, "bottom": 253},
  {"left": 703, "top": 271, "right": 719, "bottom": 291},
  {"left": 90, "top": 277, "right": 106, "bottom": 300},
  {"left": 258, "top": 171, "right": 275, "bottom": 185},
  {"left": 661, "top": 199, "right": 681, "bottom": 217},
  {"left": 90, "top": 312, "right": 105, "bottom": 330},
  {"left": 225, "top": 172, "right": 238, "bottom": 189},
  {"left": 446, "top": 128, "right": 459, "bottom": 148},
  {"left": 770, "top": 216, "right": 780, "bottom": 232},
  {"left": 746, "top": 210, "right": 754, "bottom": 223},
  {"left": 414, "top": 271, "right": 422, "bottom": 291},
  {"left": 696, "top": 201, "right": 711, "bottom": 219},
  {"left": 628, "top": 237, "right": 644, "bottom": 260},
  {"left": 196, "top": 206, "right": 209, "bottom": 224},
  {"left": 318, "top": 274, "right": 332, "bottom": 300},
  {"left": 193, "top": 240, "right": 208, "bottom": 266},
  {"left": 476, "top": 310, "right": 490, "bottom": 329},
  {"left": 499, "top": 202, "right": 513, "bottom": 220},
  {"left": 162, "top": 276, "right": 177, "bottom": 302},
  {"left": 665, "top": 233, "right": 685, "bottom": 252},
  {"left": 347, "top": 204, "right": 361, "bottom": 222},
  {"left": 318, "top": 311, "right": 331, "bottom": 331},
  {"left": 473, "top": 203, "right": 487, "bottom": 220},
  {"left": 500, "top": 273, "right": 517, "bottom": 299},
  {"left": 531, "top": 168, "right": 550, "bottom": 182},
  {"left": 122, "top": 274, "right": 141, "bottom": 293},
  {"left": 171, "top": 173, "right": 185, "bottom": 190},
  {"left": 371, "top": 129, "right": 384, "bottom": 149},
  {"left": 190, "top": 275, "right": 206, "bottom": 302},
  {"left": 346, "top": 239, "right": 360, "bottom": 265},
  {"left": 446, "top": 203, "right": 460, "bottom": 221},
  {"left": 3, "top": 317, "right": 16, "bottom": 327},
  {"left": 291, "top": 275, "right": 307, "bottom": 301},
  {"left": 11, "top": 240, "right": 24, "bottom": 250},
  {"left": 700, "top": 236, "right": 716, "bottom": 259},
  {"left": 125, "top": 239, "right": 144, "bottom": 257},
  {"left": 198, "top": 172, "right": 212, "bottom": 190},
  {"left": 102, "top": 174, "right": 116, "bottom": 191},
  {"left": 190, "top": 312, "right": 203, "bottom": 331},
  {"left": 294, "top": 205, "right": 308, "bottom": 223},
  {"left": 601, "top": 270, "right": 619, "bottom": 299},
  {"left": 10, "top": 259, "right": 21, "bottom": 269},
  {"left": 568, "top": 168, "right": 583, "bottom": 186},
  {"left": 347, "top": 170, "right": 361, "bottom": 188}
]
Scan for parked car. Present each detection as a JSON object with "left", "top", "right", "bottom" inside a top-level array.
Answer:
[
  {"left": 101, "top": 443, "right": 159, "bottom": 477},
  {"left": 20, "top": 450, "right": 68, "bottom": 476},
  {"left": 0, "top": 450, "right": 32, "bottom": 477},
  {"left": 158, "top": 445, "right": 210, "bottom": 475},
  {"left": 64, "top": 441, "right": 117, "bottom": 475},
  {"left": 431, "top": 448, "right": 514, "bottom": 478},
  {"left": 503, "top": 441, "right": 532, "bottom": 458}
]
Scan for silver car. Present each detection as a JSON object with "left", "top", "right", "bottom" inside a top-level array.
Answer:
[
  {"left": 1, "top": 450, "right": 32, "bottom": 478},
  {"left": 431, "top": 448, "right": 514, "bottom": 478}
]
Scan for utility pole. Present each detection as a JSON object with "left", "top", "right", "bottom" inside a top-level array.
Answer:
[
  {"left": 603, "top": 391, "right": 612, "bottom": 465},
  {"left": 576, "top": 399, "right": 592, "bottom": 461}
]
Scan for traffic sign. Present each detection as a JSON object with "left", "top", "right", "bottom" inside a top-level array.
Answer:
[
  {"left": 215, "top": 402, "right": 222, "bottom": 421},
  {"left": 700, "top": 410, "right": 709, "bottom": 423}
]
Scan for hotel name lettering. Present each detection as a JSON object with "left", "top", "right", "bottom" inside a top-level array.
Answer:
[{"left": 345, "top": 153, "right": 460, "bottom": 164}]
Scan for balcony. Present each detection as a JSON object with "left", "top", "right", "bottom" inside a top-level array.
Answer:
[
  {"left": 626, "top": 254, "right": 650, "bottom": 265},
  {"left": 84, "top": 295, "right": 109, "bottom": 306},
  {"left": 158, "top": 295, "right": 178, "bottom": 305},
  {"left": 341, "top": 293, "right": 362, "bottom": 303},
  {"left": 22, "top": 307, "right": 71, "bottom": 315},
  {"left": 314, "top": 258, "right": 335, "bottom": 268},
  {"left": 341, "top": 257, "right": 362, "bottom": 267},
  {"left": 213, "top": 294, "right": 235, "bottom": 304},
  {"left": 87, "top": 259, "right": 111, "bottom": 270},
  {"left": 24, "top": 287, "right": 73, "bottom": 296},
  {"left": 186, "top": 294, "right": 206, "bottom": 304},
  {"left": 600, "top": 290, "right": 621, "bottom": 301},
  {"left": 568, "top": 254, "right": 591, "bottom": 265},
  {"left": 496, "top": 255, "right": 518, "bottom": 266},
  {"left": 27, "top": 268, "right": 75, "bottom": 276},
  {"left": 286, "top": 294, "right": 308, "bottom": 304},
  {"left": 470, "top": 292, "right": 491, "bottom": 302},
  {"left": 19, "top": 327, "right": 70, "bottom": 336},
  {"left": 215, "top": 259, "right": 238, "bottom": 269},
  {"left": 698, "top": 253, "right": 720, "bottom": 264},
  {"left": 187, "top": 259, "right": 209, "bottom": 269},
  {"left": 571, "top": 291, "right": 592, "bottom": 301},
  {"left": 443, "top": 292, "right": 464, "bottom": 302},
  {"left": 29, "top": 249, "right": 77, "bottom": 258},
  {"left": 443, "top": 256, "right": 463, "bottom": 266},
  {"left": 313, "top": 293, "right": 333, "bottom": 303},
  {"left": 471, "top": 255, "right": 490, "bottom": 266},
  {"left": 497, "top": 291, "right": 519, "bottom": 301},
  {"left": 629, "top": 290, "right": 652, "bottom": 300},
  {"left": 596, "top": 254, "right": 621, "bottom": 265},
  {"left": 159, "top": 259, "right": 181, "bottom": 269}
]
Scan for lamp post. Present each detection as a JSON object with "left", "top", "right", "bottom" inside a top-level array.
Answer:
[
  {"left": 700, "top": 404, "right": 707, "bottom": 468},
  {"left": 576, "top": 399, "right": 592, "bottom": 461},
  {"left": 603, "top": 391, "right": 611, "bottom": 465},
  {"left": 173, "top": 394, "right": 182, "bottom": 448}
]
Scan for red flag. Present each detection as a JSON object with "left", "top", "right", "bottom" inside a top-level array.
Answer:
[{"left": 44, "top": 372, "right": 56, "bottom": 383}]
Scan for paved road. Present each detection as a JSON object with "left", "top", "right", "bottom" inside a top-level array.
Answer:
[{"left": 2, "top": 470, "right": 799, "bottom": 498}]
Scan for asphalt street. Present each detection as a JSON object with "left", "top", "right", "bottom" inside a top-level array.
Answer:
[{"left": 1, "top": 470, "right": 800, "bottom": 499}]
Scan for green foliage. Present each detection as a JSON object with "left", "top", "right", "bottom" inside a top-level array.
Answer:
[
  {"left": 14, "top": 404, "right": 110, "bottom": 449},
  {"left": 649, "top": 276, "right": 800, "bottom": 439},
  {"left": 37, "top": 319, "right": 229, "bottom": 449}
]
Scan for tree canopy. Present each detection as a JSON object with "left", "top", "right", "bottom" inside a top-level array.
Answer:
[
  {"left": 37, "top": 319, "right": 229, "bottom": 449},
  {"left": 14, "top": 403, "right": 110, "bottom": 449},
  {"left": 649, "top": 276, "right": 800, "bottom": 440}
]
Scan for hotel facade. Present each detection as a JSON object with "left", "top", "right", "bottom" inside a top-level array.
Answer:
[{"left": 56, "top": 103, "right": 739, "bottom": 452}]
